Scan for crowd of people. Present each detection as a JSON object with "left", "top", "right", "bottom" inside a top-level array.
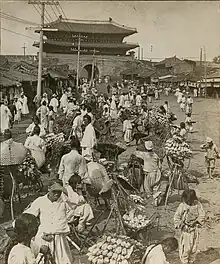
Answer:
[
  {"left": 1, "top": 79, "right": 220, "bottom": 264},
  {"left": 0, "top": 92, "right": 29, "bottom": 134}
]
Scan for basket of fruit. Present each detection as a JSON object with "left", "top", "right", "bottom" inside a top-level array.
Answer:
[
  {"left": 122, "top": 208, "right": 157, "bottom": 233},
  {"left": 165, "top": 136, "right": 192, "bottom": 161},
  {"left": 86, "top": 234, "right": 145, "bottom": 264}
]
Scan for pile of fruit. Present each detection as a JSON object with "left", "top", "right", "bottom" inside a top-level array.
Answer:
[
  {"left": 44, "top": 133, "right": 65, "bottom": 148},
  {"left": 123, "top": 211, "right": 151, "bottom": 231},
  {"left": 165, "top": 137, "right": 192, "bottom": 160},
  {"left": 87, "top": 234, "right": 145, "bottom": 264}
]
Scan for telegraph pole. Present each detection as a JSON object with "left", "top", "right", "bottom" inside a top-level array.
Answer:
[
  {"left": 0, "top": 0, "right": 2, "bottom": 55},
  {"left": 22, "top": 43, "right": 27, "bottom": 57},
  {"left": 91, "top": 49, "right": 96, "bottom": 85},
  {"left": 28, "top": 0, "right": 58, "bottom": 98},
  {"left": 76, "top": 33, "right": 81, "bottom": 89},
  {"left": 204, "top": 46, "right": 207, "bottom": 97}
]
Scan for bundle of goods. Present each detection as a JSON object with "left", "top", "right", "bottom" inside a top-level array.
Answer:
[
  {"left": 165, "top": 136, "right": 192, "bottom": 160},
  {"left": 44, "top": 133, "right": 65, "bottom": 148},
  {"left": 138, "top": 134, "right": 167, "bottom": 161},
  {"left": 46, "top": 139, "right": 71, "bottom": 167},
  {"left": 148, "top": 106, "right": 168, "bottom": 126},
  {"left": 53, "top": 114, "right": 75, "bottom": 137},
  {"left": 17, "top": 152, "right": 42, "bottom": 187},
  {"left": 87, "top": 234, "right": 145, "bottom": 264}
]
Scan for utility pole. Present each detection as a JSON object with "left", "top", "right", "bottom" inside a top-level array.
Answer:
[
  {"left": 76, "top": 33, "right": 81, "bottom": 89},
  {"left": 28, "top": 0, "right": 58, "bottom": 98},
  {"left": 74, "top": 33, "right": 87, "bottom": 89},
  {"left": 138, "top": 46, "right": 140, "bottom": 60},
  {"left": 91, "top": 49, "right": 96, "bottom": 85},
  {"left": 22, "top": 43, "right": 27, "bottom": 57},
  {"left": 204, "top": 46, "right": 207, "bottom": 97},
  {"left": 141, "top": 48, "right": 144, "bottom": 60},
  {"left": 0, "top": 0, "right": 2, "bottom": 55}
]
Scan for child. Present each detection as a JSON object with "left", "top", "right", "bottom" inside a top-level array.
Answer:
[
  {"left": 7, "top": 213, "right": 49, "bottom": 264},
  {"left": 186, "top": 96, "right": 193, "bottom": 114},
  {"left": 123, "top": 114, "right": 133, "bottom": 146},
  {"left": 163, "top": 101, "right": 170, "bottom": 115},
  {"left": 141, "top": 237, "right": 178, "bottom": 264},
  {"left": 48, "top": 105, "right": 55, "bottom": 134},
  {"left": 174, "top": 189, "right": 205, "bottom": 264},
  {"left": 185, "top": 113, "right": 194, "bottom": 133},
  {"left": 179, "top": 122, "right": 187, "bottom": 141},
  {"left": 180, "top": 95, "right": 186, "bottom": 112}
]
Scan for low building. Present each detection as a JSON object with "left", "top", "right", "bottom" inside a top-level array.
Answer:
[
  {"left": 154, "top": 56, "right": 196, "bottom": 77},
  {"left": 200, "top": 69, "right": 220, "bottom": 97}
]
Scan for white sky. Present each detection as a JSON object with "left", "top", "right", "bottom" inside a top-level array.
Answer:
[{"left": 1, "top": 1, "right": 220, "bottom": 61}]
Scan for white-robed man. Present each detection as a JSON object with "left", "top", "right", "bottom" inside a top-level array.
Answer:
[
  {"left": 20, "top": 92, "right": 29, "bottom": 115},
  {"left": 81, "top": 114, "right": 97, "bottom": 161},
  {"left": 24, "top": 180, "right": 73, "bottom": 264},
  {"left": 49, "top": 94, "right": 59, "bottom": 113},
  {"left": 72, "top": 111, "right": 83, "bottom": 142},
  {"left": 62, "top": 174, "right": 94, "bottom": 232},
  {"left": 58, "top": 137, "right": 90, "bottom": 186}
]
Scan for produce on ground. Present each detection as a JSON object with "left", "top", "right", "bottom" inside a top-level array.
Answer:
[{"left": 87, "top": 234, "right": 145, "bottom": 264}]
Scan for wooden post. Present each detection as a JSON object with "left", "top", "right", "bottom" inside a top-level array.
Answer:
[
  {"left": 37, "top": 2, "right": 45, "bottom": 98},
  {"left": 76, "top": 33, "right": 81, "bottom": 89},
  {"left": 28, "top": 0, "right": 59, "bottom": 97}
]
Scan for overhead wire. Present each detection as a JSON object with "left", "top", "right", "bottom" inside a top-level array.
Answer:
[
  {"left": 1, "top": 27, "right": 36, "bottom": 40},
  {"left": 0, "top": 11, "right": 39, "bottom": 26},
  {"left": 44, "top": 6, "right": 54, "bottom": 24},
  {"left": 33, "top": 4, "right": 50, "bottom": 25},
  {"left": 55, "top": 3, "right": 72, "bottom": 31}
]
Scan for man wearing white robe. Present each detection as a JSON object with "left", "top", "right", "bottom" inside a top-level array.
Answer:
[
  {"left": 20, "top": 93, "right": 29, "bottom": 115},
  {"left": 49, "top": 94, "right": 59, "bottom": 113},
  {"left": 0, "top": 101, "right": 12, "bottom": 133},
  {"left": 72, "top": 112, "right": 83, "bottom": 142},
  {"left": 60, "top": 91, "right": 68, "bottom": 111},
  {"left": 14, "top": 97, "right": 22, "bottom": 123},
  {"left": 24, "top": 182, "right": 73, "bottom": 264},
  {"left": 136, "top": 93, "right": 142, "bottom": 107},
  {"left": 81, "top": 114, "right": 97, "bottom": 161},
  {"left": 58, "top": 137, "right": 89, "bottom": 186}
]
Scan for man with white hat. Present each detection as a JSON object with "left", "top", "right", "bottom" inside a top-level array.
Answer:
[
  {"left": 200, "top": 137, "right": 219, "bottom": 178},
  {"left": 134, "top": 141, "right": 162, "bottom": 197},
  {"left": 24, "top": 180, "right": 73, "bottom": 264}
]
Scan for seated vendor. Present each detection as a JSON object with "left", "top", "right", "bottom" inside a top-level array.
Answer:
[{"left": 62, "top": 174, "right": 94, "bottom": 233}]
